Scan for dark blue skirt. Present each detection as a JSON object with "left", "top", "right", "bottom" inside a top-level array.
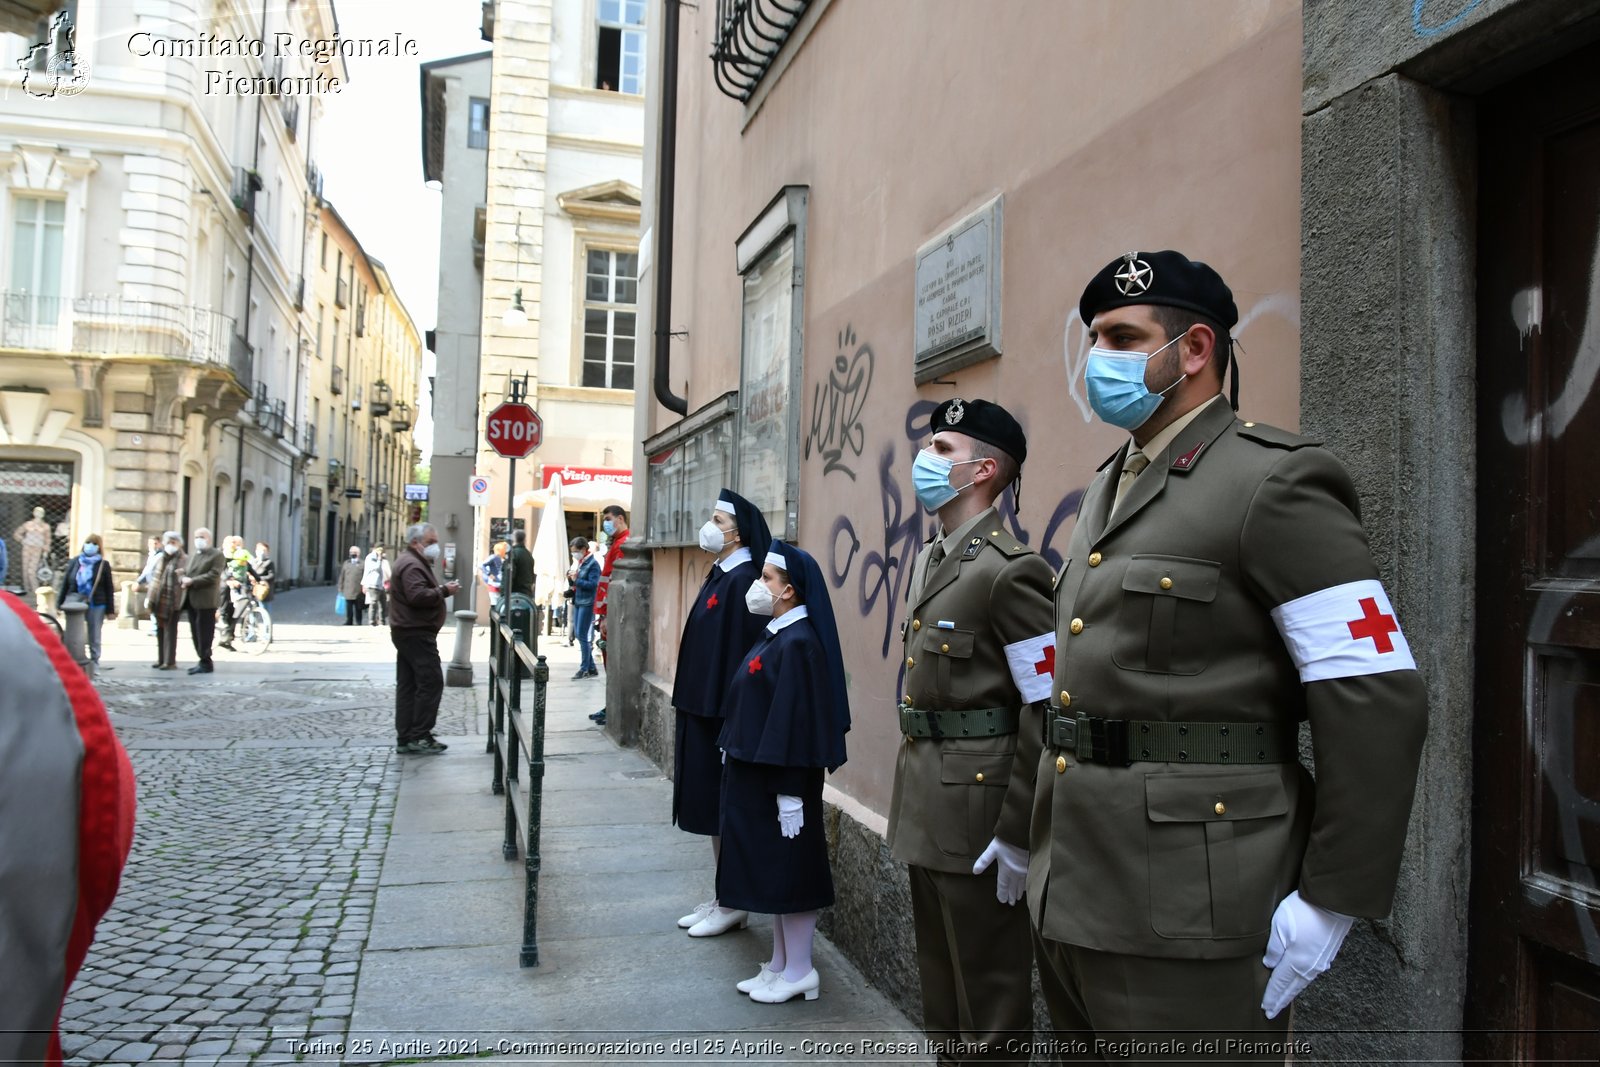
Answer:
[
  {"left": 672, "top": 709, "right": 723, "bottom": 836},
  {"left": 715, "top": 757, "right": 833, "bottom": 914}
]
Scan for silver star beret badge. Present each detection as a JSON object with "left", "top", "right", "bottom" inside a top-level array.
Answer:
[{"left": 1114, "top": 252, "right": 1153, "bottom": 296}]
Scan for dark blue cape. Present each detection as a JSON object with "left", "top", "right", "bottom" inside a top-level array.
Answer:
[
  {"left": 716, "top": 541, "right": 850, "bottom": 772},
  {"left": 670, "top": 555, "right": 765, "bottom": 717}
]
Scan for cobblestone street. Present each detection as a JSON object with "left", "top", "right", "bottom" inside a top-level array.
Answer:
[{"left": 59, "top": 587, "right": 481, "bottom": 1066}]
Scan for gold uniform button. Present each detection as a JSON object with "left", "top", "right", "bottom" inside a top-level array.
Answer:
[
  {"left": 1214, "top": 801, "right": 1227, "bottom": 816},
  {"left": 1160, "top": 577, "right": 1173, "bottom": 590},
  {"left": 1070, "top": 618, "right": 1084, "bottom": 635},
  {"left": 901, "top": 694, "right": 910, "bottom": 704},
  {"left": 941, "top": 643, "right": 950, "bottom": 653},
  {"left": 907, "top": 657, "right": 915, "bottom": 668},
  {"left": 990, "top": 530, "right": 1000, "bottom": 537},
  {"left": 1088, "top": 552, "right": 1102, "bottom": 567},
  {"left": 1060, "top": 691, "right": 1071, "bottom": 707},
  {"left": 975, "top": 772, "right": 985, "bottom": 783},
  {"left": 912, "top": 619, "right": 921, "bottom": 632},
  {"left": 1055, "top": 756, "right": 1067, "bottom": 774}
]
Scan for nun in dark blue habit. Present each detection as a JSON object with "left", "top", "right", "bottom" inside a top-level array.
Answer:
[
  {"left": 670, "top": 489, "right": 772, "bottom": 938},
  {"left": 716, "top": 540, "right": 851, "bottom": 1004}
]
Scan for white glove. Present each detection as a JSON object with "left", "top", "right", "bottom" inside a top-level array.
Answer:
[
  {"left": 1261, "top": 889, "right": 1355, "bottom": 1019},
  {"left": 777, "top": 795, "right": 803, "bottom": 838},
  {"left": 972, "top": 836, "right": 1029, "bottom": 906}
]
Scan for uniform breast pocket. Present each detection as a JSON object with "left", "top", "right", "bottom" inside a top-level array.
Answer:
[
  {"left": 935, "top": 750, "right": 1012, "bottom": 859},
  {"left": 924, "top": 628, "right": 975, "bottom": 703},
  {"left": 1144, "top": 770, "right": 1291, "bottom": 940},
  {"left": 1112, "top": 555, "right": 1221, "bottom": 675}
]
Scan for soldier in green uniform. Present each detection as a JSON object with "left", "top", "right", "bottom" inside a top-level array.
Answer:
[
  {"left": 886, "top": 399, "right": 1055, "bottom": 1063},
  {"left": 1008, "top": 250, "right": 1428, "bottom": 1051}
]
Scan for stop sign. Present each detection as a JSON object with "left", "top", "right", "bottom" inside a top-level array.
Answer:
[{"left": 485, "top": 401, "right": 543, "bottom": 459}]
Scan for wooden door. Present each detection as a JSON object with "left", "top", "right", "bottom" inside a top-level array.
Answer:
[{"left": 1470, "top": 43, "right": 1600, "bottom": 1062}]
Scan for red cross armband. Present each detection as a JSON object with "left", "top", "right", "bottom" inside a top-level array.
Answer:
[
  {"left": 1003, "top": 632, "right": 1057, "bottom": 703},
  {"left": 1270, "top": 579, "right": 1417, "bottom": 682}
]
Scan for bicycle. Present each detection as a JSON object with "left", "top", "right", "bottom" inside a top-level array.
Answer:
[{"left": 235, "top": 587, "right": 272, "bottom": 654}]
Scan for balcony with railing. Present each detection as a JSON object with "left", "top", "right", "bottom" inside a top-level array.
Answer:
[
  {"left": 0, "top": 290, "right": 247, "bottom": 385},
  {"left": 390, "top": 401, "right": 413, "bottom": 432},
  {"left": 268, "top": 399, "right": 287, "bottom": 438},
  {"left": 335, "top": 276, "right": 349, "bottom": 309},
  {"left": 330, "top": 363, "right": 344, "bottom": 395},
  {"left": 327, "top": 457, "right": 342, "bottom": 489},
  {"left": 305, "top": 160, "right": 325, "bottom": 199},
  {"left": 370, "top": 379, "right": 392, "bottom": 417},
  {"left": 304, "top": 420, "right": 318, "bottom": 457},
  {"left": 355, "top": 302, "right": 366, "bottom": 337},
  {"left": 374, "top": 482, "right": 391, "bottom": 507}
]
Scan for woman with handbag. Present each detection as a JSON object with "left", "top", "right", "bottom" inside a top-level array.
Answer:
[
  {"left": 58, "top": 533, "right": 117, "bottom": 668},
  {"left": 145, "top": 532, "right": 186, "bottom": 670},
  {"left": 338, "top": 546, "right": 366, "bottom": 625}
]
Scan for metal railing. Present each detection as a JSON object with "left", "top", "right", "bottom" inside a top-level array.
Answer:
[
  {"left": 711, "top": 0, "right": 809, "bottom": 102},
  {"left": 0, "top": 291, "right": 240, "bottom": 371},
  {"left": 488, "top": 603, "right": 547, "bottom": 967}
]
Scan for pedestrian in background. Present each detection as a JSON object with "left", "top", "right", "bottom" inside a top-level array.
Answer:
[
  {"left": 216, "top": 535, "right": 252, "bottom": 652},
  {"left": 362, "top": 546, "right": 391, "bottom": 626},
  {"left": 568, "top": 536, "right": 600, "bottom": 680},
  {"left": 718, "top": 541, "right": 851, "bottom": 1004},
  {"left": 672, "top": 490, "right": 770, "bottom": 938},
  {"left": 136, "top": 536, "right": 162, "bottom": 635},
  {"left": 0, "top": 590, "right": 136, "bottom": 1067},
  {"left": 505, "top": 529, "right": 534, "bottom": 600},
  {"left": 59, "top": 533, "right": 117, "bottom": 670},
  {"left": 338, "top": 546, "right": 366, "bottom": 626},
  {"left": 479, "top": 541, "right": 508, "bottom": 602},
  {"left": 389, "top": 523, "right": 460, "bottom": 755},
  {"left": 251, "top": 542, "right": 276, "bottom": 602},
  {"left": 179, "top": 528, "right": 223, "bottom": 675},
  {"left": 146, "top": 532, "right": 185, "bottom": 671}
]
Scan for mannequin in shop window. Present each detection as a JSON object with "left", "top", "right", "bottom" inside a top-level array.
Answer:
[{"left": 13, "top": 507, "right": 52, "bottom": 596}]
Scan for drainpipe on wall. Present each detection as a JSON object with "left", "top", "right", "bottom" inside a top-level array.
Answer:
[{"left": 651, "top": 0, "right": 687, "bottom": 416}]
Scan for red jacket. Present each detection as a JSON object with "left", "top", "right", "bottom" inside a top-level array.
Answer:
[
  {"left": 0, "top": 592, "right": 136, "bottom": 1065},
  {"left": 594, "top": 530, "right": 629, "bottom": 617}
]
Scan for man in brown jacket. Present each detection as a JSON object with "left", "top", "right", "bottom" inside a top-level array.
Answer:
[
  {"left": 887, "top": 398, "right": 1054, "bottom": 1062},
  {"left": 389, "top": 523, "right": 460, "bottom": 754},
  {"left": 1011, "top": 250, "right": 1428, "bottom": 1046}
]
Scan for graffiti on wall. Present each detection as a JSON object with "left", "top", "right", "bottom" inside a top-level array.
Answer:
[
  {"left": 1412, "top": 0, "right": 1484, "bottom": 38},
  {"left": 804, "top": 326, "right": 876, "bottom": 480}
]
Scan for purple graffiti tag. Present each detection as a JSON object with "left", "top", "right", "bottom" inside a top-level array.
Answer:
[
  {"left": 828, "top": 515, "right": 861, "bottom": 588},
  {"left": 857, "top": 444, "right": 936, "bottom": 658}
]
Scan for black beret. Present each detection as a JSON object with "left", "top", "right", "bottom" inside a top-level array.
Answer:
[
  {"left": 930, "top": 397, "right": 1027, "bottom": 466},
  {"left": 1078, "top": 250, "right": 1238, "bottom": 330}
]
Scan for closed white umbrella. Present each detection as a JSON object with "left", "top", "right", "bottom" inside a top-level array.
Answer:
[{"left": 530, "top": 475, "right": 570, "bottom": 608}]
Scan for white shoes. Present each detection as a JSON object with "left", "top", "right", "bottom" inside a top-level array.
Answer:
[
  {"left": 749, "top": 967, "right": 819, "bottom": 1003},
  {"left": 687, "top": 907, "right": 749, "bottom": 937},
  {"left": 677, "top": 901, "right": 715, "bottom": 929},
  {"left": 735, "top": 962, "right": 777, "bottom": 993}
]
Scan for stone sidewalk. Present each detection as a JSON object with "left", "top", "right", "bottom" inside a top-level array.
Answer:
[{"left": 56, "top": 586, "right": 928, "bottom": 1065}]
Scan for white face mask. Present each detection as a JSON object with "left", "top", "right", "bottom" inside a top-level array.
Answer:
[
  {"left": 745, "top": 579, "right": 778, "bottom": 617},
  {"left": 698, "top": 520, "right": 726, "bottom": 555},
  {"left": 423, "top": 543, "right": 442, "bottom": 562},
  {"left": 194, "top": 538, "right": 209, "bottom": 550},
  {"left": 164, "top": 544, "right": 179, "bottom": 556}
]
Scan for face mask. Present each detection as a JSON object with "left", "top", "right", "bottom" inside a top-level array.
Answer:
[
  {"left": 194, "top": 538, "right": 209, "bottom": 551},
  {"left": 602, "top": 519, "right": 615, "bottom": 536},
  {"left": 911, "top": 450, "right": 982, "bottom": 512},
  {"left": 697, "top": 520, "right": 726, "bottom": 554},
  {"left": 423, "top": 543, "right": 442, "bottom": 562},
  {"left": 164, "top": 544, "right": 179, "bottom": 556},
  {"left": 83, "top": 543, "right": 99, "bottom": 556},
  {"left": 745, "top": 579, "right": 780, "bottom": 617},
  {"left": 1083, "top": 333, "right": 1186, "bottom": 431}
]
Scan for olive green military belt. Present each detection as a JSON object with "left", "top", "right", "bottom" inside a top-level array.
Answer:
[
  {"left": 899, "top": 704, "right": 1018, "bottom": 739},
  {"left": 1044, "top": 708, "right": 1295, "bottom": 766}
]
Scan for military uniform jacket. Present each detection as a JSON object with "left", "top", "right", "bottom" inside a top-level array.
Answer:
[
  {"left": 887, "top": 506, "right": 1055, "bottom": 874},
  {"left": 1018, "top": 397, "right": 1428, "bottom": 960}
]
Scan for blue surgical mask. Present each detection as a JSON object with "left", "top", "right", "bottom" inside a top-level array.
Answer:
[
  {"left": 912, "top": 450, "right": 981, "bottom": 512},
  {"left": 82, "top": 543, "right": 99, "bottom": 557},
  {"left": 602, "top": 519, "right": 615, "bottom": 536},
  {"left": 1084, "top": 334, "right": 1186, "bottom": 431}
]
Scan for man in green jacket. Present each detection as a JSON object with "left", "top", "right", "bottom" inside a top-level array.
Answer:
[
  {"left": 179, "top": 526, "right": 224, "bottom": 675},
  {"left": 1012, "top": 251, "right": 1428, "bottom": 1046}
]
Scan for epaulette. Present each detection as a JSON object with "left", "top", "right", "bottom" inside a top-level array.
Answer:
[
  {"left": 1235, "top": 420, "right": 1318, "bottom": 450},
  {"left": 977, "top": 525, "right": 1031, "bottom": 559}
]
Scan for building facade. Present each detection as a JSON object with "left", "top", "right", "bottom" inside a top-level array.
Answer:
[{"left": 466, "top": 0, "right": 643, "bottom": 604}]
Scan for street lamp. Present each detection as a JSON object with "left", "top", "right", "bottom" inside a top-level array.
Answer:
[{"left": 502, "top": 211, "right": 528, "bottom": 327}]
